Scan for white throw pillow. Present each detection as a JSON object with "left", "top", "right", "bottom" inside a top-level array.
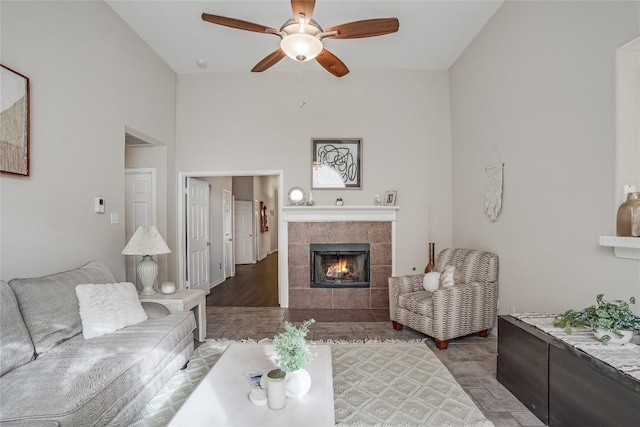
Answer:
[
  {"left": 439, "top": 265, "right": 464, "bottom": 288},
  {"left": 422, "top": 272, "right": 441, "bottom": 292},
  {"left": 76, "top": 282, "right": 148, "bottom": 339}
]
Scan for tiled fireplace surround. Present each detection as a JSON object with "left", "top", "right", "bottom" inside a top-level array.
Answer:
[{"left": 284, "top": 207, "right": 397, "bottom": 310}]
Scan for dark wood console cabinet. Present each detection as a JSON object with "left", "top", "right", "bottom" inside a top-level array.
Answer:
[{"left": 497, "top": 315, "right": 640, "bottom": 426}]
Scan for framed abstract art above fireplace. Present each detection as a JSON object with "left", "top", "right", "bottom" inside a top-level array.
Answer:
[
  {"left": 312, "top": 138, "right": 362, "bottom": 189},
  {"left": 0, "top": 64, "right": 30, "bottom": 176}
]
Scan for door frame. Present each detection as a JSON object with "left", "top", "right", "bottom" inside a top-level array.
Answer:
[
  {"left": 222, "top": 189, "right": 235, "bottom": 280},
  {"left": 177, "top": 170, "right": 286, "bottom": 307}
]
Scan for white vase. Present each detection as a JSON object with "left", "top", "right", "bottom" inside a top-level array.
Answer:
[
  {"left": 285, "top": 368, "right": 311, "bottom": 398},
  {"left": 593, "top": 328, "right": 633, "bottom": 345}
]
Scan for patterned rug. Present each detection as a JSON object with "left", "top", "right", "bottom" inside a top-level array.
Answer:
[{"left": 128, "top": 339, "right": 493, "bottom": 427}]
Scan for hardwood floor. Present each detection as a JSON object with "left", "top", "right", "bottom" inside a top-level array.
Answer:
[{"left": 206, "top": 252, "right": 279, "bottom": 307}]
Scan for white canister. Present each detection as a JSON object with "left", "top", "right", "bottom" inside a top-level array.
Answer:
[
  {"left": 160, "top": 282, "right": 176, "bottom": 295},
  {"left": 267, "top": 369, "right": 286, "bottom": 410}
]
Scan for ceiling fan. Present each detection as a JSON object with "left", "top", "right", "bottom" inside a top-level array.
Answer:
[{"left": 201, "top": 0, "right": 399, "bottom": 77}]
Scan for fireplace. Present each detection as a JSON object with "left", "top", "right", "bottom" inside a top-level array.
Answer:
[
  {"left": 285, "top": 211, "right": 395, "bottom": 309},
  {"left": 310, "top": 243, "right": 370, "bottom": 288}
]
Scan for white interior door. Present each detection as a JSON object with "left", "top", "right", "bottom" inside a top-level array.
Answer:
[
  {"left": 254, "top": 200, "right": 260, "bottom": 262},
  {"left": 234, "top": 200, "right": 254, "bottom": 264},
  {"left": 186, "top": 177, "right": 211, "bottom": 292},
  {"left": 223, "top": 190, "right": 235, "bottom": 278},
  {"left": 124, "top": 169, "right": 155, "bottom": 288}
]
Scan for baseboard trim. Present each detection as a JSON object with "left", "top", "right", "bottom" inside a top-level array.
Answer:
[{"left": 209, "top": 278, "right": 225, "bottom": 289}]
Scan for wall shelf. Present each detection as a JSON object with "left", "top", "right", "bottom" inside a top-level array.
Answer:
[{"left": 599, "top": 236, "right": 640, "bottom": 260}]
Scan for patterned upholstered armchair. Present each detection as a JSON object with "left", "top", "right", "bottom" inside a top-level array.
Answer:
[{"left": 388, "top": 248, "right": 499, "bottom": 350}]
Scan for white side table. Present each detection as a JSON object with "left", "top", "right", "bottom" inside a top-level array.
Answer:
[{"left": 139, "top": 289, "right": 206, "bottom": 342}]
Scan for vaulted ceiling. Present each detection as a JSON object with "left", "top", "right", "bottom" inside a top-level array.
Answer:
[{"left": 107, "top": 1, "right": 503, "bottom": 75}]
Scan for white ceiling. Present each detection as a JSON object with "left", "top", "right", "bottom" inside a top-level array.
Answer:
[{"left": 106, "top": 1, "right": 503, "bottom": 75}]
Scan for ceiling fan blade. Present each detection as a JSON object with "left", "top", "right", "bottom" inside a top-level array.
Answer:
[
  {"left": 251, "top": 49, "right": 286, "bottom": 72},
  {"left": 325, "top": 18, "right": 399, "bottom": 39},
  {"left": 315, "top": 49, "right": 349, "bottom": 78},
  {"left": 291, "top": 0, "right": 315, "bottom": 22},
  {"left": 201, "top": 13, "right": 278, "bottom": 35}
]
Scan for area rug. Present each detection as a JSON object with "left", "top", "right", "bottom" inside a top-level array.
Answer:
[{"left": 128, "top": 339, "right": 493, "bottom": 427}]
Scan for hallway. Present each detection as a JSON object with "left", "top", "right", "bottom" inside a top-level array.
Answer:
[{"left": 206, "top": 252, "right": 279, "bottom": 307}]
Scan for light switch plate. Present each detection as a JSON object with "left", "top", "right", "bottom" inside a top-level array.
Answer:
[
  {"left": 110, "top": 213, "right": 119, "bottom": 224},
  {"left": 95, "top": 197, "right": 105, "bottom": 213}
]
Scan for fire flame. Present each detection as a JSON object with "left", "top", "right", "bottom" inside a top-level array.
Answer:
[{"left": 326, "top": 259, "right": 349, "bottom": 277}]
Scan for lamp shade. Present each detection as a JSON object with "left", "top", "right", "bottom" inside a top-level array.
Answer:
[{"left": 122, "top": 226, "right": 171, "bottom": 256}]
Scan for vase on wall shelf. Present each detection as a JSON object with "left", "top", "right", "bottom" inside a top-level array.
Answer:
[
  {"left": 424, "top": 242, "right": 435, "bottom": 273},
  {"left": 616, "top": 192, "right": 640, "bottom": 237}
]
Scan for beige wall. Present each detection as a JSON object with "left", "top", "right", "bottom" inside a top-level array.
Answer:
[
  {"left": 232, "top": 176, "right": 253, "bottom": 201},
  {"left": 7, "top": 0, "right": 634, "bottom": 316},
  {"left": 616, "top": 43, "right": 640, "bottom": 204},
  {"left": 0, "top": 1, "right": 176, "bottom": 281},
  {"left": 173, "top": 70, "right": 454, "bottom": 276},
  {"left": 449, "top": 1, "right": 640, "bottom": 314}
]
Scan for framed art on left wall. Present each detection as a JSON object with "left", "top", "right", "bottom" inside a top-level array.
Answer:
[{"left": 1, "top": 64, "right": 30, "bottom": 176}]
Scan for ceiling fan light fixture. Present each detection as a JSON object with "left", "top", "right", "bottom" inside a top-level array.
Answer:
[
  {"left": 280, "top": 33, "right": 323, "bottom": 62},
  {"left": 201, "top": 4, "right": 398, "bottom": 77}
]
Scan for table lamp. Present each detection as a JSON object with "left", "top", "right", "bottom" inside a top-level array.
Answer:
[{"left": 122, "top": 226, "right": 171, "bottom": 295}]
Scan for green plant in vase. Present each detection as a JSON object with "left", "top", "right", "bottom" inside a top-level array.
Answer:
[
  {"left": 274, "top": 319, "right": 315, "bottom": 372},
  {"left": 553, "top": 294, "right": 640, "bottom": 343},
  {"left": 273, "top": 319, "right": 315, "bottom": 398}
]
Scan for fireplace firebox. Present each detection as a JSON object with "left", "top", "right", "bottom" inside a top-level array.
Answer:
[{"left": 310, "top": 243, "right": 370, "bottom": 288}]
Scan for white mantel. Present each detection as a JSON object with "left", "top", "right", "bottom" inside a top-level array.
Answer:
[{"left": 282, "top": 205, "right": 398, "bottom": 222}]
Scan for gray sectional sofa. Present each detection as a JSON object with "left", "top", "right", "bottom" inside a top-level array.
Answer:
[{"left": 0, "top": 262, "right": 196, "bottom": 426}]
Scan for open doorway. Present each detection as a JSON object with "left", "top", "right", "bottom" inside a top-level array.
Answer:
[
  {"left": 177, "top": 170, "right": 284, "bottom": 307},
  {"left": 124, "top": 127, "right": 168, "bottom": 291}
]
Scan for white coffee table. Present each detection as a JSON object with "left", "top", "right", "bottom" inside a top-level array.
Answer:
[{"left": 169, "top": 344, "right": 334, "bottom": 427}]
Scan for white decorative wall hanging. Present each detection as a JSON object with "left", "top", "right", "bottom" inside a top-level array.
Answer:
[{"left": 484, "top": 145, "right": 504, "bottom": 222}]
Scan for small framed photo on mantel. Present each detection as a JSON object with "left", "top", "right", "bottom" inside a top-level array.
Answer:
[
  {"left": 384, "top": 191, "right": 397, "bottom": 206},
  {"left": 312, "top": 138, "right": 362, "bottom": 189}
]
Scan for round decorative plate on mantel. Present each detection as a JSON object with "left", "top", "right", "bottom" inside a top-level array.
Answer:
[{"left": 288, "top": 187, "right": 306, "bottom": 205}]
